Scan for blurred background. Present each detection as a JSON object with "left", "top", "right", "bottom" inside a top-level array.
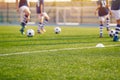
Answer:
[{"left": 0, "top": 0, "right": 115, "bottom": 25}]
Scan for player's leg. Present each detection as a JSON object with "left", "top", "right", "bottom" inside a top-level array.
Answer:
[
  {"left": 19, "top": 6, "right": 31, "bottom": 34},
  {"left": 43, "top": 12, "right": 50, "bottom": 25},
  {"left": 99, "top": 23, "right": 104, "bottom": 38},
  {"left": 113, "top": 20, "right": 120, "bottom": 41},
  {"left": 41, "top": 16, "right": 46, "bottom": 33},
  {"left": 99, "top": 17, "right": 105, "bottom": 38},
  {"left": 112, "top": 10, "right": 120, "bottom": 41},
  {"left": 105, "top": 15, "right": 112, "bottom": 37},
  {"left": 21, "top": 6, "right": 31, "bottom": 28},
  {"left": 23, "top": 8, "right": 31, "bottom": 23},
  {"left": 113, "top": 21, "right": 120, "bottom": 41},
  {"left": 38, "top": 12, "right": 50, "bottom": 33},
  {"left": 106, "top": 15, "right": 110, "bottom": 31},
  {"left": 37, "top": 14, "right": 45, "bottom": 34},
  {"left": 20, "top": 9, "right": 26, "bottom": 35}
]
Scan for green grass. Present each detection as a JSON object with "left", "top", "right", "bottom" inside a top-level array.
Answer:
[{"left": 0, "top": 25, "right": 120, "bottom": 80}]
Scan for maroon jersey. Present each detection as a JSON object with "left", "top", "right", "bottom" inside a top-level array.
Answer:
[
  {"left": 97, "top": 0, "right": 109, "bottom": 16},
  {"left": 19, "top": 0, "right": 28, "bottom": 8},
  {"left": 36, "top": 0, "right": 44, "bottom": 14}
]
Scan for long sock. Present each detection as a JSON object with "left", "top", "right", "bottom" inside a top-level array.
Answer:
[
  {"left": 20, "top": 22, "right": 26, "bottom": 31},
  {"left": 100, "top": 24, "right": 103, "bottom": 37},
  {"left": 43, "top": 18, "right": 49, "bottom": 25},
  {"left": 113, "top": 24, "right": 120, "bottom": 41},
  {"left": 23, "top": 15, "right": 28, "bottom": 24},
  {"left": 106, "top": 18, "right": 110, "bottom": 31},
  {"left": 20, "top": 15, "right": 28, "bottom": 30},
  {"left": 115, "top": 24, "right": 120, "bottom": 37},
  {"left": 38, "top": 22, "right": 44, "bottom": 32}
]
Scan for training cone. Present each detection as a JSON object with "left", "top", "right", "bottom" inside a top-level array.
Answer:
[{"left": 96, "top": 43, "right": 105, "bottom": 48}]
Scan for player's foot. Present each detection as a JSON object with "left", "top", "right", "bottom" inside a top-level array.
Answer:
[
  {"left": 37, "top": 30, "right": 42, "bottom": 34},
  {"left": 20, "top": 29, "right": 25, "bottom": 35},
  {"left": 113, "top": 36, "right": 119, "bottom": 42},
  {"left": 41, "top": 28, "right": 46, "bottom": 33},
  {"left": 99, "top": 36, "right": 103, "bottom": 38},
  {"left": 109, "top": 34, "right": 113, "bottom": 38},
  {"left": 106, "top": 27, "right": 110, "bottom": 31},
  {"left": 99, "top": 33, "right": 103, "bottom": 38}
]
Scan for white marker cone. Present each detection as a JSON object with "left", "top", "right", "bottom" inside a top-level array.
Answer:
[{"left": 96, "top": 43, "right": 105, "bottom": 48}]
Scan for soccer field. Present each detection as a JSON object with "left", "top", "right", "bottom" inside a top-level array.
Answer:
[{"left": 0, "top": 25, "right": 120, "bottom": 80}]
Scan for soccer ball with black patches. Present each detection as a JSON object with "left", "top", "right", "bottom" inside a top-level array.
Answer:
[
  {"left": 27, "top": 29, "right": 35, "bottom": 37},
  {"left": 54, "top": 27, "right": 61, "bottom": 34},
  {"left": 109, "top": 29, "right": 115, "bottom": 37}
]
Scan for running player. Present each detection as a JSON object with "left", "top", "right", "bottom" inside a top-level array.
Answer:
[
  {"left": 95, "top": 0, "right": 111, "bottom": 38},
  {"left": 16, "top": 0, "right": 31, "bottom": 35},
  {"left": 111, "top": 0, "right": 120, "bottom": 41},
  {"left": 36, "top": 0, "right": 50, "bottom": 34}
]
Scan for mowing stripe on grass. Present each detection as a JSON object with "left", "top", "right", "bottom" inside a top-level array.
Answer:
[{"left": 0, "top": 44, "right": 119, "bottom": 57}]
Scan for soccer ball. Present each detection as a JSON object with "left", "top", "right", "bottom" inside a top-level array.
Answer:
[
  {"left": 109, "top": 29, "right": 115, "bottom": 37},
  {"left": 27, "top": 29, "right": 35, "bottom": 37},
  {"left": 54, "top": 27, "right": 61, "bottom": 34}
]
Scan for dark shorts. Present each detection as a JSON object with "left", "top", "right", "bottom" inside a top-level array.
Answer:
[
  {"left": 98, "top": 7, "right": 109, "bottom": 16},
  {"left": 36, "top": 6, "right": 44, "bottom": 14},
  {"left": 36, "top": 6, "right": 41, "bottom": 14},
  {"left": 111, "top": 0, "right": 120, "bottom": 10}
]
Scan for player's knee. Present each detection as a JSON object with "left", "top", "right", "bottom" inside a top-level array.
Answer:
[
  {"left": 27, "top": 11, "right": 31, "bottom": 16},
  {"left": 47, "top": 16, "right": 50, "bottom": 20},
  {"left": 45, "top": 18, "right": 49, "bottom": 22},
  {"left": 24, "top": 10, "right": 31, "bottom": 16},
  {"left": 106, "top": 17, "right": 110, "bottom": 20},
  {"left": 45, "top": 16, "right": 50, "bottom": 21}
]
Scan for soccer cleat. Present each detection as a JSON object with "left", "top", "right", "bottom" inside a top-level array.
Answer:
[
  {"left": 20, "top": 29, "right": 25, "bottom": 35},
  {"left": 99, "top": 35, "right": 103, "bottom": 38},
  {"left": 37, "top": 30, "right": 41, "bottom": 34},
  {"left": 20, "top": 24, "right": 25, "bottom": 35},
  {"left": 41, "top": 28, "right": 46, "bottom": 33},
  {"left": 113, "top": 36, "right": 119, "bottom": 42},
  {"left": 109, "top": 34, "right": 113, "bottom": 38},
  {"left": 99, "top": 33, "right": 103, "bottom": 38},
  {"left": 106, "top": 27, "right": 110, "bottom": 31}
]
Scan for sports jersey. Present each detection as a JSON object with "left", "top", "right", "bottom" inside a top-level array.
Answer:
[
  {"left": 19, "top": 0, "right": 29, "bottom": 8},
  {"left": 97, "top": 0, "right": 106, "bottom": 7},
  {"left": 97, "top": 0, "right": 109, "bottom": 16},
  {"left": 111, "top": 0, "right": 120, "bottom": 10},
  {"left": 36, "top": 0, "right": 44, "bottom": 14}
]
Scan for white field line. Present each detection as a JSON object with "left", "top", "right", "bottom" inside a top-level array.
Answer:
[{"left": 0, "top": 44, "right": 120, "bottom": 57}]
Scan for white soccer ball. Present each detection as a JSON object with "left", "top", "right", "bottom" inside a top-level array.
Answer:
[
  {"left": 27, "top": 29, "right": 35, "bottom": 37},
  {"left": 54, "top": 27, "right": 61, "bottom": 34},
  {"left": 109, "top": 29, "right": 115, "bottom": 37}
]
